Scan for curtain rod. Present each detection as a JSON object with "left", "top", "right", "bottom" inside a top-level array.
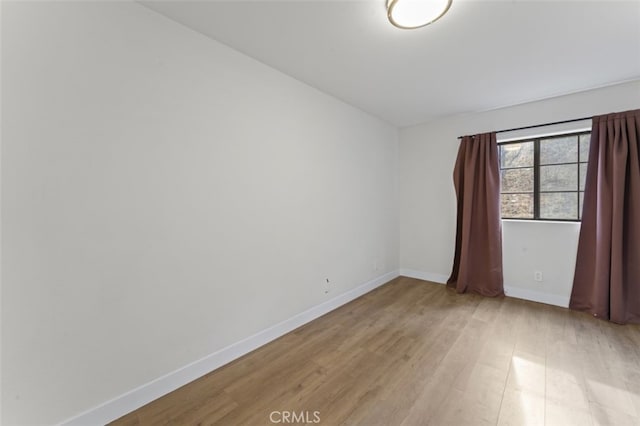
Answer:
[{"left": 457, "top": 116, "right": 593, "bottom": 140}]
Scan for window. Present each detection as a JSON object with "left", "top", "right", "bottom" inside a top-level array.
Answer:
[{"left": 499, "top": 131, "right": 590, "bottom": 221}]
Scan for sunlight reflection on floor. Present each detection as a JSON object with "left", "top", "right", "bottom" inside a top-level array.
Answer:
[{"left": 497, "top": 352, "right": 640, "bottom": 425}]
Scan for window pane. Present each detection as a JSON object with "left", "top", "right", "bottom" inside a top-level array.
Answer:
[
  {"left": 579, "top": 191, "right": 585, "bottom": 219},
  {"left": 501, "top": 193, "right": 534, "bottom": 218},
  {"left": 501, "top": 168, "right": 533, "bottom": 193},
  {"left": 540, "top": 164, "right": 578, "bottom": 191},
  {"left": 540, "top": 135, "right": 578, "bottom": 165},
  {"left": 500, "top": 142, "right": 533, "bottom": 168},
  {"left": 579, "top": 133, "right": 591, "bottom": 161},
  {"left": 579, "top": 163, "right": 588, "bottom": 191},
  {"left": 540, "top": 192, "right": 578, "bottom": 220}
]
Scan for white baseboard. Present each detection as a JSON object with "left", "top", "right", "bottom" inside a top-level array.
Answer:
[
  {"left": 399, "top": 269, "right": 448, "bottom": 284},
  {"left": 60, "top": 270, "right": 400, "bottom": 426},
  {"left": 59, "top": 269, "right": 568, "bottom": 425},
  {"left": 400, "top": 269, "right": 569, "bottom": 308},
  {"left": 504, "top": 285, "right": 569, "bottom": 308}
]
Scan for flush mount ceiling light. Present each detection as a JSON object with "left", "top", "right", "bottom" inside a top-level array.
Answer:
[{"left": 387, "top": 0, "right": 452, "bottom": 29}]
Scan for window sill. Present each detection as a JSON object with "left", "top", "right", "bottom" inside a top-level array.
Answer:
[{"left": 502, "top": 219, "right": 581, "bottom": 225}]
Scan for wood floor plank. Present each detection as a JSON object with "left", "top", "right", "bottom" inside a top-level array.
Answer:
[{"left": 111, "top": 277, "right": 640, "bottom": 426}]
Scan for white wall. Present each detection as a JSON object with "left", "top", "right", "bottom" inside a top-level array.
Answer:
[
  {"left": 399, "top": 80, "right": 640, "bottom": 304},
  {"left": 0, "top": 2, "right": 398, "bottom": 424},
  {"left": 501, "top": 220, "right": 580, "bottom": 306}
]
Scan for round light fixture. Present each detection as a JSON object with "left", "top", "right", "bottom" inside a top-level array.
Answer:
[{"left": 387, "top": 0, "right": 452, "bottom": 29}]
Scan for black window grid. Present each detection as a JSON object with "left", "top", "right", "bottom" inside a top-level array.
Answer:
[{"left": 499, "top": 131, "right": 591, "bottom": 222}]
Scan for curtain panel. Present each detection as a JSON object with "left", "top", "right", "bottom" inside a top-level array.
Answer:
[
  {"left": 447, "top": 132, "right": 504, "bottom": 297},
  {"left": 570, "top": 109, "right": 640, "bottom": 324}
]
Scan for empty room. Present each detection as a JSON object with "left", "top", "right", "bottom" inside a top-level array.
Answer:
[{"left": 2, "top": 0, "right": 640, "bottom": 425}]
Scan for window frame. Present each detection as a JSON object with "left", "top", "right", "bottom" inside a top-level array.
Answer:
[{"left": 498, "top": 130, "right": 591, "bottom": 222}]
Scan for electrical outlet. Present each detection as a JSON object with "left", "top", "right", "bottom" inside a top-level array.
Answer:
[
  {"left": 324, "top": 278, "right": 330, "bottom": 294},
  {"left": 534, "top": 271, "right": 543, "bottom": 282}
]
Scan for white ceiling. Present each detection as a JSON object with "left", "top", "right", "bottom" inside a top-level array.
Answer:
[{"left": 141, "top": 0, "right": 640, "bottom": 127}]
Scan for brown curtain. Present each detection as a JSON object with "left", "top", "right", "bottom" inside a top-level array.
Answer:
[
  {"left": 447, "top": 132, "right": 504, "bottom": 297},
  {"left": 570, "top": 109, "right": 640, "bottom": 324}
]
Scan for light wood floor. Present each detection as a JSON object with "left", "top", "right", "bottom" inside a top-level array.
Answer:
[{"left": 112, "top": 277, "right": 640, "bottom": 426}]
